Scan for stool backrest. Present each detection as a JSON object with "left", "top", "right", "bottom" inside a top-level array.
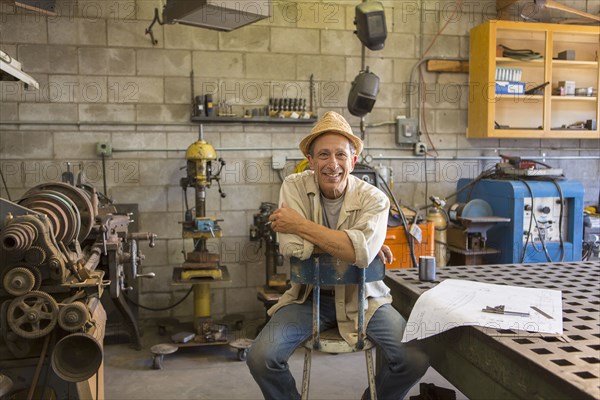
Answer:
[{"left": 289, "top": 254, "right": 385, "bottom": 350}]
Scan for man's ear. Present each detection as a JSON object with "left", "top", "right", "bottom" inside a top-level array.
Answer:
[
  {"left": 350, "top": 154, "right": 358, "bottom": 171},
  {"left": 306, "top": 155, "right": 315, "bottom": 170}
]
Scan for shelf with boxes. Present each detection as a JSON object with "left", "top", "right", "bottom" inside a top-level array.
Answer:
[{"left": 468, "top": 20, "right": 599, "bottom": 139}]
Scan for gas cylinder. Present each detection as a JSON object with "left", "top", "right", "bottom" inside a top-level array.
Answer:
[{"left": 426, "top": 206, "right": 447, "bottom": 267}]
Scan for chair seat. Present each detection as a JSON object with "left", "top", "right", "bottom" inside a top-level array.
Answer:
[{"left": 302, "top": 328, "right": 375, "bottom": 353}]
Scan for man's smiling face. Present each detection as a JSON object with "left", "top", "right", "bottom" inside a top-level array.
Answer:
[{"left": 307, "top": 132, "right": 357, "bottom": 199}]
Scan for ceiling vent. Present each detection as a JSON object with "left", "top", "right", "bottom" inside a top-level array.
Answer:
[{"left": 162, "top": 0, "right": 271, "bottom": 31}]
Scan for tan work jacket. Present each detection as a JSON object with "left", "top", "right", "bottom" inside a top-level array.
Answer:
[{"left": 268, "top": 170, "right": 392, "bottom": 345}]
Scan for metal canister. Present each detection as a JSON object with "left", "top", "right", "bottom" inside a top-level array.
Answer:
[
  {"left": 418, "top": 256, "right": 436, "bottom": 282},
  {"left": 426, "top": 206, "right": 447, "bottom": 267}
]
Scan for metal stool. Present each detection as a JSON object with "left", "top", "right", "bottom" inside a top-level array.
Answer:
[{"left": 290, "top": 255, "right": 384, "bottom": 400}]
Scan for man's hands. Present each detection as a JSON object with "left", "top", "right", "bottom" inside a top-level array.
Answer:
[
  {"left": 378, "top": 244, "right": 393, "bottom": 265},
  {"left": 269, "top": 202, "right": 304, "bottom": 234},
  {"left": 270, "top": 202, "right": 393, "bottom": 266}
]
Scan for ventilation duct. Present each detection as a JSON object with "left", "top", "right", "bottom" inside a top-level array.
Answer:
[{"left": 162, "top": 0, "right": 271, "bottom": 31}]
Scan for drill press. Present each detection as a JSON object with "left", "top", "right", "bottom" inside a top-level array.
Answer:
[{"left": 175, "top": 125, "right": 227, "bottom": 340}]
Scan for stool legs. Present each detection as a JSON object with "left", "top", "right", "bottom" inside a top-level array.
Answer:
[
  {"left": 365, "top": 348, "right": 377, "bottom": 400},
  {"left": 301, "top": 348, "right": 312, "bottom": 400},
  {"left": 300, "top": 347, "right": 377, "bottom": 400}
]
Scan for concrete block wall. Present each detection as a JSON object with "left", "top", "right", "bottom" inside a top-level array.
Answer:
[{"left": 1, "top": 0, "right": 598, "bottom": 325}]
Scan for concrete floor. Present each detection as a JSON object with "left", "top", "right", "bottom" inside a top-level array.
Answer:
[{"left": 103, "top": 322, "right": 468, "bottom": 400}]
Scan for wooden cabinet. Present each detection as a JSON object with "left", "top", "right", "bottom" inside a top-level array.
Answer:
[{"left": 467, "top": 20, "right": 599, "bottom": 139}]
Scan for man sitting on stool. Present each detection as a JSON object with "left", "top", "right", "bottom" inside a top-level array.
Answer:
[{"left": 247, "top": 111, "right": 429, "bottom": 400}]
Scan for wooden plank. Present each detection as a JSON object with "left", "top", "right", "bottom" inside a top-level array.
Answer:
[{"left": 426, "top": 60, "right": 469, "bottom": 73}]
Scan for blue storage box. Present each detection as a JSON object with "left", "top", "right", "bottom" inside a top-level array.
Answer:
[{"left": 495, "top": 81, "right": 525, "bottom": 95}]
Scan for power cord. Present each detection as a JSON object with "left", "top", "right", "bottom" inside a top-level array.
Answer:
[{"left": 125, "top": 287, "right": 193, "bottom": 311}]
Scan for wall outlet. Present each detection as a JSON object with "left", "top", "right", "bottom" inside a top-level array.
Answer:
[
  {"left": 96, "top": 143, "right": 112, "bottom": 157},
  {"left": 414, "top": 142, "right": 427, "bottom": 156}
]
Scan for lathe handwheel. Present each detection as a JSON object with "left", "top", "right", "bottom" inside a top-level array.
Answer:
[
  {"left": 2, "top": 267, "right": 36, "bottom": 297},
  {"left": 7, "top": 291, "right": 59, "bottom": 339}
]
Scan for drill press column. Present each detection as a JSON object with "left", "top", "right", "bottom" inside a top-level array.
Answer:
[{"left": 175, "top": 125, "right": 228, "bottom": 339}]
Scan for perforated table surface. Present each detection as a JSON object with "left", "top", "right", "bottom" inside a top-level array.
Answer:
[{"left": 384, "top": 261, "right": 600, "bottom": 400}]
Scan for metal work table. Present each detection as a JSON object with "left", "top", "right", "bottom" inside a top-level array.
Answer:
[{"left": 384, "top": 261, "right": 600, "bottom": 400}]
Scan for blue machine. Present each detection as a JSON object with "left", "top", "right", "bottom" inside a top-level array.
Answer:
[{"left": 457, "top": 178, "right": 584, "bottom": 264}]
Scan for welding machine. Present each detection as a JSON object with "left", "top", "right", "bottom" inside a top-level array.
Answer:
[{"left": 456, "top": 178, "right": 584, "bottom": 264}]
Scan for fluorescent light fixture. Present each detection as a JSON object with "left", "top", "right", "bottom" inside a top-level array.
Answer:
[{"left": 0, "top": 50, "right": 39, "bottom": 90}]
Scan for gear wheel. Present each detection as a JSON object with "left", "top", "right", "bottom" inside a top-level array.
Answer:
[
  {"left": 24, "top": 245, "right": 46, "bottom": 266},
  {"left": 2, "top": 267, "right": 36, "bottom": 296},
  {"left": 7, "top": 291, "right": 59, "bottom": 339},
  {"left": 27, "top": 266, "right": 43, "bottom": 291},
  {"left": 58, "top": 302, "right": 89, "bottom": 332}
]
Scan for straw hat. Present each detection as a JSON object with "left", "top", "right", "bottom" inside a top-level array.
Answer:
[{"left": 299, "top": 111, "right": 363, "bottom": 157}]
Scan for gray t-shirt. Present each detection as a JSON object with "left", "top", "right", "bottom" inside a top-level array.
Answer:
[{"left": 320, "top": 193, "right": 344, "bottom": 229}]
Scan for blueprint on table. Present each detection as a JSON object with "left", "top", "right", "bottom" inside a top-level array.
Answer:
[{"left": 401, "top": 279, "right": 563, "bottom": 342}]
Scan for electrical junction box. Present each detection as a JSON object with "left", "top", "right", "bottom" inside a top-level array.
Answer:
[
  {"left": 457, "top": 178, "right": 583, "bottom": 264},
  {"left": 395, "top": 117, "right": 418, "bottom": 145}
]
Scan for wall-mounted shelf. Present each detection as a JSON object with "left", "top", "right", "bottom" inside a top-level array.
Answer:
[
  {"left": 468, "top": 20, "right": 599, "bottom": 139},
  {"left": 191, "top": 116, "right": 317, "bottom": 124}
]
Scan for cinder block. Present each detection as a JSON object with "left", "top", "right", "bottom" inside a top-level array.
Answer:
[
  {"left": 220, "top": 26, "right": 270, "bottom": 52},
  {"left": 17, "top": 45, "right": 50, "bottom": 72},
  {"left": 138, "top": 159, "right": 180, "bottom": 186},
  {"left": 48, "top": 17, "right": 106, "bottom": 46},
  {"left": 107, "top": 19, "right": 157, "bottom": 48},
  {"left": 192, "top": 52, "right": 244, "bottom": 78},
  {"left": 0, "top": 102, "right": 18, "bottom": 121},
  {"left": 245, "top": 53, "right": 297, "bottom": 80},
  {"left": 271, "top": 27, "right": 319, "bottom": 54},
  {"left": 140, "top": 265, "right": 173, "bottom": 292},
  {"left": 297, "top": 55, "right": 345, "bottom": 82},
  {"left": 0, "top": 130, "right": 53, "bottom": 160},
  {"left": 53, "top": 130, "right": 109, "bottom": 158},
  {"left": 434, "top": 109, "right": 466, "bottom": 134},
  {"left": 382, "top": 33, "right": 416, "bottom": 59},
  {"left": 420, "top": 35, "right": 460, "bottom": 57},
  {"left": 107, "top": 77, "right": 164, "bottom": 103},
  {"left": 19, "top": 103, "right": 77, "bottom": 122},
  {"left": 136, "top": 105, "right": 189, "bottom": 123},
  {"left": 78, "top": 104, "right": 135, "bottom": 122},
  {"left": 165, "top": 77, "right": 192, "bottom": 104},
  {"left": 79, "top": 48, "right": 135, "bottom": 75},
  {"left": 47, "top": 75, "right": 107, "bottom": 103},
  {"left": 296, "top": 2, "right": 345, "bottom": 30},
  {"left": 137, "top": 50, "right": 191, "bottom": 76},
  {"left": 164, "top": 24, "right": 219, "bottom": 50},
  {"left": 221, "top": 184, "right": 273, "bottom": 211},
  {"left": 321, "top": 30, "right": 361, "bottom": 56},
  {"left": 139, "top": 212, "right": 180, "bottom": 239},
  {"left": 218, "top": 211, "right": 247, "bottom": 236},
  {"left": 111, "top": 185, "right": 168, "bottom": 213},
  {"left": 1, "top": 14, "right": 47, "bottom": 43},
  {"left": 112, "top": 131, "right": 167, "bottom": 157}
]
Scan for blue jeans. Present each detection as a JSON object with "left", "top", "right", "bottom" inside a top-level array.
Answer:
[{"left": 247, "top": 297, "right": 429, "bottom": 400}]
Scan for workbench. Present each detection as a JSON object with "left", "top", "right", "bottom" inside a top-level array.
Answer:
[{"left": 384, "top": 261, "right": 600, "bottom": 400}]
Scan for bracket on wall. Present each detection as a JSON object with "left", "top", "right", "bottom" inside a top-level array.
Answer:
[{"left": 145, "top": 8, "right": 164, "bottom": 46}]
